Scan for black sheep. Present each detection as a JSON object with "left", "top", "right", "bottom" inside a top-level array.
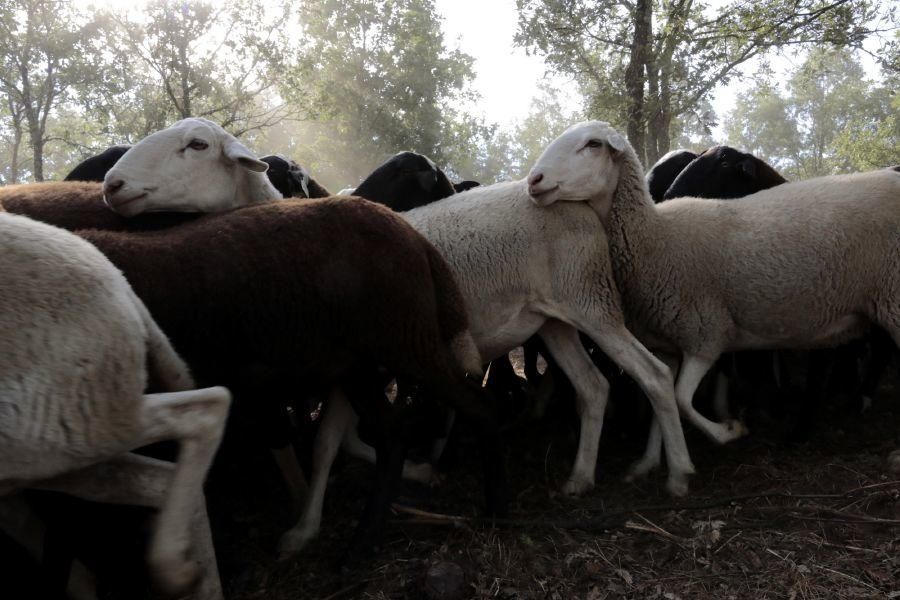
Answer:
[
  {"left": 259, "top": 154, "right": 331, "bottom": 198},
  {"left": 353, "top": 151, "right": 456, "bottom": 211},
  {"left": 64, "top": 145, "right": 132, "bottom": 182},
  {"left": 645, "top": 149, "right": 698, "bottom": 202}
]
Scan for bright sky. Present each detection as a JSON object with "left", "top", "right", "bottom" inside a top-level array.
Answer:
[{"left": 434, "top": 0, "right": 579, "bottom": 128}]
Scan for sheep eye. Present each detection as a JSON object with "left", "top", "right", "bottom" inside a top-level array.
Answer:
[
  {"left": 187, "top": 139, "right": 209, "bottom": 151},
  {"left": 585, "top": 139, "right": 604, "bottom": 149}
]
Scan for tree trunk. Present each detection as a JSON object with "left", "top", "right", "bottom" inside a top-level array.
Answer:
[
  {"left": 179, "top": 38, "right": 191, "bottom": 118},
  {"left": 624, "top": 0, "right": 652, "bottom": 164},
  {"left": 646, "top": 63, "right": 673, "bottom": 166},
  {"left": 29, "top": 125, "right": 43, "bottom": 182},
  {"left": 7, "top": 100, "right": 23, "bottom": 184}
]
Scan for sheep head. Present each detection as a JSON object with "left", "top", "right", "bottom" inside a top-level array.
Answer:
[
  {"left": 662, "top": 145, "right": 788, "bottom": 201},
  {"left": 260, "top": 154, "right": 313, "bottom": 198},
  {"left": 103, "top": 118, "right": 281, "bottom": 217},
  {"left": 354, "top": 151, "right": 456, "bottom": 211},
  {"left": 526, "top": 121, "right": 627, "bottom": 217}
]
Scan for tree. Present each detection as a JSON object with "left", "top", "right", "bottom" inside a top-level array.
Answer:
[
  {"left": 508, "top": 82, "right": 583, "bottom": 178},
  {"left": 282, "top": 0, "right": 478, "bottom": 186},
  {"left": 723, "top": 74, "right": 799, "bottom": 172},
  {"left": 515, "top": 0, "right": 889, "bottom": 167},
  {"left": 89, "top": 0, "right": 302, "bottom": 143},
  {"left": 0, "top": 0, "right": 107, "bottom": 180},
  {"left": 723, "top": 47, "right": 897, "bottom": 177}
]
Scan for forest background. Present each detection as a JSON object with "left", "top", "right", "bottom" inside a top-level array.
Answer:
[{"left": 0, "top": 0, "right": 896, "bottom": 191}]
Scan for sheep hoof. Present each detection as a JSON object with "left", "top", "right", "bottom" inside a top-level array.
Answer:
[
  {"left": 148, "top": 555, "right": 202, "bottom": 599},
  {"left": 724, "top": 419, "right": 749, "bottom": 441},
  {"left": 277, "top": 528, "right": 314, "bottom": 559},
  {"left": 626, "top": 458, "right": 660, "bottom": 481},
  {"left": 888, "top": 449, "right": 900, "bottom": 474},
  {"left": 560, "top": 477, "right": 594, "bottom": 496},
  {"left": 666, "top": 472, "right": 691, "bottom": 497}
]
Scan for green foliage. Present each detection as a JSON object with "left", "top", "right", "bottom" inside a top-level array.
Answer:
[
  {"left": 281, "top": 0, "right": 478, "bottom": 186},
  {"left": 515, "top": 0, "right": 887, "bottom": 166},
  {"left": 93, "top": 0, "right": 301, "bottom": 142},
  {"left": 0, "top": 0, "right": 109, "bottom": 180},
  {"left": 724, "top": 47, "right": 899, "bottom": 178}
]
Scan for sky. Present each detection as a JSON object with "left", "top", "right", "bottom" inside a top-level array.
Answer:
[{"left": 433, "top": 0, "right": 579, "bottom": 129}]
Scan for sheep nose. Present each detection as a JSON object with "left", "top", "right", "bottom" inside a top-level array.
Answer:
[
  {"left": 104, "top": 178, "right": 124, "bottom": 197},
  {"left": 527, "top": 172, "right": 544, "bottom": 186}
]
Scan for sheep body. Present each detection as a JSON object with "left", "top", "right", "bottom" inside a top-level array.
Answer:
[
  {"left": 527, "top": 120, "right": 900, "bottom": 474},
  {"left": 0, "top": 211, "right": 230, "bottom": 596},
  {"left": 400, "top": 178, "right": 694, "bottom": 493},
  {"left": 0, "top": 181, "right": 196, "bottom": 231}
]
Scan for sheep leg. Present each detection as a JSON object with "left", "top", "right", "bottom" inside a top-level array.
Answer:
[
  {"left": 538, "top": 320, "right": 609, "bottom": 495},
  {"left": 270, "top": 444, "right": 310, "bottom": 511},
  {"left": 712, "top": 369, "right": 731, "bottom": 420},
  {"left": 341, "top": 416, "right": 440, "bottom": 486},
  {"left": 855, "top": 328, "right": 894, "bottom": 412},
  {"left": 343, "top": 403, "right": 407, "bottom": 563},
  {"left": 279, "top": 387, "right": 354, "bottom": 558},
  {"left": 0, "top": 494, "right": 99, "bottom": 600},
  {"left": 35, "top": 453, "right": 223, "bottom": 600},
  {"left": 638, "top": 355, "right": 748, "bottom": 472},
  {"left": 132, "top": 386, "right": 230, "bottom": 598},
  {"left": 580, "top": 325, "right": 695, "bottom": 497}
]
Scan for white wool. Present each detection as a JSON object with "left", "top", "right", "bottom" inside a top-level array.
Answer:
[{"left": 528, "top": 119, "right": 900, "bottom": 476}]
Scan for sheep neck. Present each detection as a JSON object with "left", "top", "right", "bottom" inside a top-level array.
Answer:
[{"left": 603, "top": 148, "right": 666, "bottom": 308}]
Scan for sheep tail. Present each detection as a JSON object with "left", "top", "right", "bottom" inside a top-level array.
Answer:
[
  {"left": 423, "top": 241, "right": 484, "bottom": 378},
  {"left": 134, "top": 292, "right": 196, "bottom": 392}
]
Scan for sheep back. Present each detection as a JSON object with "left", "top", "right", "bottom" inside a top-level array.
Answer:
[
  {"left": 76, "top": 197, "right": 474, "bottom": 397},
  {"left": 0, "top": 182, "right": 198, "bottom": 232},
  {"left": 0, "top": 213, "right": 149, "bottom": 473},
  {"left": 640, "top": 169, "right": 900, "bottom": 350}
]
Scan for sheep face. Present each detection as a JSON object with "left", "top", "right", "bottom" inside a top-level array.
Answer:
[
  {"left": 103, "top": 118, "right": 270, "bottom": 217},
  {"left": 261, "top": 155, "right": 312, "bottom": 198},
  {"left": 526, "top": 121, "right": 627, "bottom": 216}
]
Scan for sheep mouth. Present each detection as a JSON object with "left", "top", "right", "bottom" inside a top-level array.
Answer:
[
  {"left": 528, "top": 185, "right": 560, "bottom": 205},
  {"left": 104, "top": 192, "right": 148, "bottom": 213}
]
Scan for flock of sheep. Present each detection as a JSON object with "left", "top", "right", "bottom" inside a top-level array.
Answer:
[{"left": 1, "top": 116, "right": 899, "bottom": 599}]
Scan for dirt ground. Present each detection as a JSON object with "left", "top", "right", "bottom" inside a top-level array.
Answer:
[
  {"left": 216, "top": 353, "right": 900, "bottom": 600},
  {"left": 4, "top": 351, "right": 899, "bottom": 600}
]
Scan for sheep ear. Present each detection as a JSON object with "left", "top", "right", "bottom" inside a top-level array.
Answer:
[
  {"left": 607, "top": 132, "right": 627, "bottom": 152},
  {"left": 292, "top": 169, "right": 310, "bottom": 198},
  {"left": 223, "top": 138, "right": 269, "bottom": 172}
]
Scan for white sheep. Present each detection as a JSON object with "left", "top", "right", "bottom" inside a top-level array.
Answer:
[
  {"left": 278, "top": 176, "right": 700, "bottom": 552},
  {"left": 0, "top": 212, "right": 231, "bottom": 597},
  {"left": 526, "top": 120, "right": 900, "bottom": 476},
  {"left": 102, "top": 117, "right": 282, "bottom": 216}
]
